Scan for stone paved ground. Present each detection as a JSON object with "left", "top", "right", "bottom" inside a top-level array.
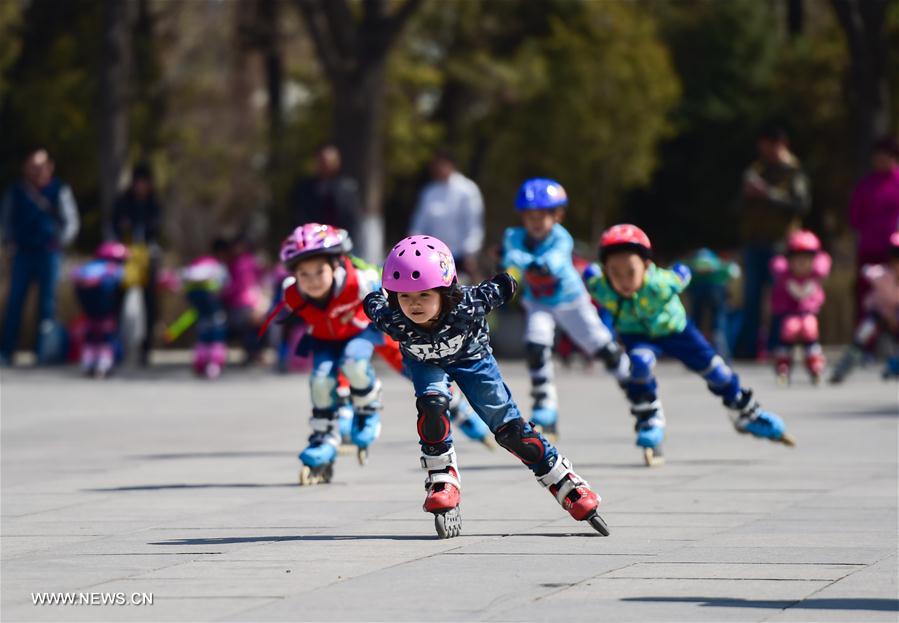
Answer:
[{"left": 1, "top": 359, "right": 897, "bottom": 622}]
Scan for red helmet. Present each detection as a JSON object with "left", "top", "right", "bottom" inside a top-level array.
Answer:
[
  {"left": 599, "top": 224, "right": 652, "bottom": 262},
  {"left": 787, "top": 230, "right": 821, "bottom": 254}
]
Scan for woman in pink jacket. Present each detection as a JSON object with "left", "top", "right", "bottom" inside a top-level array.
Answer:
[
  {"left": 831, "top": 232, "right": 899, "bottom": 383},
  {"left": 769, "top": 230, "right": 831, "bottom": 384}
]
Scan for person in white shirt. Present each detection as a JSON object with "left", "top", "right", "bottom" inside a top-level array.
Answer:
[{"left": 409, "top": 151, "right": 485, "bottom": 280}]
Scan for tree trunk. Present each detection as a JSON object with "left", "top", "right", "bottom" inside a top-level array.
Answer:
[
  {"left": 831, "top": 0, "right": 892, "bottom": 180},
  {"left": 99, "top": 0, "right": 132, "bottom": 239}
]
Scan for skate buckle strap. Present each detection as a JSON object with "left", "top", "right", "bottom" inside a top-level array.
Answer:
[
  {"left": 309, "top": 417, "right": 335, "bottom": 433},
  {"left": 350, "top": 379, "right": 382, "bottom": 408},
  {"left": 421, "top": 449, "right": 460, "bottom": 490},
  {"left": 530, "top": 383, "right": 558, "bottom": 407},
  {"left": 630, "top": 400, "right": 662, "bottom": 415},
  {"left": 425, "top": 469, "right": 461, "bottom": 490},
  {"left": 537, "top": 457, "right": 588, "bottom": 505},
  {"left": 420, "top": 449, "right": 457, "bottom": 470}
]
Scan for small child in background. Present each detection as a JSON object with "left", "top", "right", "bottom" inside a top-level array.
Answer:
[
  {"left": 683, "top": 248, "right": 740, "bottom": 360},
  {"left": 831, "top": 231, "right": 899, "bottom": 383},
  {"left": 769, "top": 230, "right": 831, "bottom": 384},
  {"left": 166, "top": 253, "right": 230, "bottom": 379},
  {"left": 71, "top": 242, "right": 130, "bottom": 378},
  {"left": 221, "top": 235, "right": 269, "bottom": 364}
]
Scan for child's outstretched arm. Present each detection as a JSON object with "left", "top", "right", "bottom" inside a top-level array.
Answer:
[
  {"left": 363, "top": 290, "right": 407, "bottom": 340},
  {"left": 538, "top": 227, "right": 575, "bottom": 275},
  {"left": 501, "top": 228, "right": 535, "bottom": 271},
  {"left": 667, "top": 262, "right": 692, "bottom": 292},
  {"left": 470, "top": 273, "right": 518, "bottom": 315}
]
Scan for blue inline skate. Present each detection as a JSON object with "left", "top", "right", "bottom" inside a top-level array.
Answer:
[
  {"left": 632, "top": 400, "right": 665, "bottom": 467},
  {"left": 882, "top": 356, "right": 899, "bottom": 380},
  {"left": 299, "top": 409, "right": 340, "bottom": 486},
  {"left": 530, "top": 381, "right": 558, "bottom": 441},
  {"left": 728, "top": 390, "right": 796, "bottom": 447},
  {"left": 351, "top": 408, "right": 381, "bottom": 465},
  {"left": 449, "top": 390, "right": 495, "bottom": 449}
]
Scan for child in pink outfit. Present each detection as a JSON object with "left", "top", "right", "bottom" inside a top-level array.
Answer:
[
  {"left": 769, "top": 230, "right": 831, "bottom": 383},
  {"left": 831, "top": 231, "right": 899, "bottom": 382}
]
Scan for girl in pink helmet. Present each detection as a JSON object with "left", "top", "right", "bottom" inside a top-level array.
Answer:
[
  {"left": 364, "top": 235, "right": 609, "bottom": 538},
  {"left": 768, "top": 230, "right": 832, "bottom": 384}
]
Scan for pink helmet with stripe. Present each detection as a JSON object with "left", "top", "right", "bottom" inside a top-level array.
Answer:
[
  {"left": 382, "top": 235, "right": 456, "bottom": 292},
  {"left": 279, "top": 223, "right": 351, "bottom": 266}
]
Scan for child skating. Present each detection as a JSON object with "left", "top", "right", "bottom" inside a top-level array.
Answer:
[
  {"left": 769, "top": 230, "right": 831, "bottom": 384},
  {"left": 831, "top": 231, "right": 899, "bottom": 383},
  {"left": 364, "top": 235, "right": 609, "bottom": 538},
  {"left": 587, "top": 224, "right": 795, "bottom": 467},
  {"left": 71, "top": 242, "right": 130, "bottom": 378},
  {"left": 501, "top": 178, "right": 629, "bottom": 439}
]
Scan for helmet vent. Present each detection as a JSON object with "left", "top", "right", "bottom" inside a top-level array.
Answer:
[
  {"left": 398, "top": 250, "right": 405, "bottom": 256},
  {"left": 427, "top": 244, "right": 434, "bottom": 249},
  {"left": 411, "top": 270, "right": 420, "bottom": 279},
  {"left": 415, "top": 250, "right": 421, "bottom": 256},
  {"left": 392, "top": 271, "right": 400, "bottom": 279}
]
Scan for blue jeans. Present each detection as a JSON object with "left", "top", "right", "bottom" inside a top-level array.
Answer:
[
  {"left": 621, "top": 322, "right": 742, "bottom": 406},
  {"left": 1, "top": 250, "right": 61, "bottom": 361},
  {"left": 405, "top": 354, "right": 558, "bottom": 475},
  {"left": 308, "top": 326, "right": 383, "bottom": 410},
  {"left": 734, "top": 244, "right": 774, "bottom": 359}
]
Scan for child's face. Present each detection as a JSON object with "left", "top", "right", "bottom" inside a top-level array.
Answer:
[
  {"left": 294, "top": 256, "right": 334, "bottom": 299},
  {"left": 604, "top": 252, "right": 649, "bottom": 297},
  {"left": 398, "top": 289, "right": 442, "bottom": 326},
  {"left": 788, "top": 253, "right": 814, "bottom": 277},
  {"left": 522, "top": 209, "right": 559, "bottom": 241}
]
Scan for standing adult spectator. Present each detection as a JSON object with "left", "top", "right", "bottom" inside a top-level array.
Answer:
[
  {"left": 111, "top": 162, "right": 163, "bottom": 365},
  {"left": 733, "top": 126, "right": 811, "bottom": 360},
  {"left": 848, "top": 135, "right": 899, "bottom": 322},
  {"left": 409, "top": 150, "right": 484, "bottom": 280},
  {"left": 0, "top": 149, "right": 79, "bottom": 365},
  {"left": 290, "top": 143, "right": 361, "bottom": 244}
]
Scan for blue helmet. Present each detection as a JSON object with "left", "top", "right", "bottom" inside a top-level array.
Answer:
[{"left": 515, "top": 178, "right": 568, "bottom": 211}]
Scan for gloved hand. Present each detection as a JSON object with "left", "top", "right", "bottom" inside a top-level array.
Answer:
[
  {"left": 492, "top": 272, "right": 518, "bottom": 300},
  {"left": 671, "top": 262, "right": 692, "bottom": 286}
]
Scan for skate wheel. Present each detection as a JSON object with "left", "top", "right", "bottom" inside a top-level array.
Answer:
[
  {"left": 357, "top": 447, "right": 368, "bottom": 466},
  {"left": 587, "top": 512, "right": 610, "bottom": 536},
  {"left": 642, "top": 446, "right": 665, "bottom": 467},
  {"left": 299, "top": 465, "right": 312, "bottom": 486},
  {"left": 338, "top": 443, "right": 354, "bottom": 456},
  {"left": 778, "top": 433, "right": 797, "bottom": 448},
  {"left": 481, "top": 436, "right": 497, "bottom": 451},
  {"left": 434, "top": 506, "right": 462, "bottom": 539},
  {"left": 322, "top": 463, "right": 334, "bottom": 483}
]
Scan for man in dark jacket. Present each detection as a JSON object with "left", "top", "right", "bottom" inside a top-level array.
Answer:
[
  {"left": 111, "top": 163, "right": 162, "bottom": 364},
  {"left": 290, "top": 144, "right": 361, "bottom": 244},
  {"left": 0, "top": 149, "right": 80, "bottom": 364},
  {"left": 733, "top": 126, "right": 811, "bottom": 360}
]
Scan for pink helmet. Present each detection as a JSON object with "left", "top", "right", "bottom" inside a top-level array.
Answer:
[
  {"left": 787, "top": 229, "right": 821, "bottom": 254},
  {"left": 96, "top": 241, "right": 129, "bottom": 262},
  {"left": 280, "top": 223, "right": 351, "bottom": 266},
  {"left": 382, "top": 235, "right": 456, "bottom": 292},
  {"left": 890, "top": 231, "right": 899, "bottom": 251}
]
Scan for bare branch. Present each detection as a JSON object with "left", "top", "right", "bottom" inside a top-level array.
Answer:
[{"left": 295, "top": 0, "right": 342, "bottom": 80}]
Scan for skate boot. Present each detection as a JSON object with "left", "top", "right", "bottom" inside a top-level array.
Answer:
[
  {"left": 298, "top": 409, "right": 340, "bottom": 486},
  {"left": 350, "top": 381, "right": 382, "bottom": 465},
  {"left": 421, "top": 448, "right": 462, "bottom": 538},
  {"left": 774, "top": 350, "right": 792, "bottom": 386},
  {"left": 530, "top": 381, "right": 558, "bottom": 441},
  {"left": 805, "top": 348, "right": 825, "bottom": 385},
  {"left": 193, "top": 343, "right": 209, "bottom": 376},
  {"left": 882, "top": 356, "right": 899, "bottom": 380},
  {"left": 537, "top": 456, "right": 609, "bottom": 536},
  {"left": 204, "top": 342, "right": 226, "bottom": 379},
  {"left": 80, "top": 345, "right": 97, "bottom": 377},
  {"left": 449, "top": 390, "right": 495, "bottom": 449},
  {"left": 335, "top": 383, "right": 354, "bottom": 450},
  {"left": 829, "top": 346, "right": 861, "bottom": 384},
  {"left": 632, "top": 400, "right": 665, "bottom": 467},
  {"left": 728, "top": 389, "right": 795, "bottom": 447},
  {"left": 95, "top": 344, "right": 115, "bottom": 379}
]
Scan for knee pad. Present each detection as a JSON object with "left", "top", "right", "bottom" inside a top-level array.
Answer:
[
  {"left": 310, "top": 373, "right": 338, "bottom": 409},
  {"left": 494, "top": 418, "right": 547, "bottom": 466},
  {"left": 629, "top": 347, "right": 656, "bottom": 382},
  {"left": 416, "top": 393, "right": 451, "bottom": 446},
  {"left": 701, "top": 355, "right": 740, "bottom": 401},
  {"left": 780, "top": 315, "right": 802, "bottom": 344},
  {"left": 799, "top": 315, "right": 819, "bottom": 343},
  {"left": 341, "top": 357, "right": 374, "bottom": 389},
  {"left": 525, "top": 342, "right": 551, "bottom": 377}
]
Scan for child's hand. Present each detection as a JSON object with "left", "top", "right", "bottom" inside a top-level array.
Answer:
[
  {"left": 671, "top": 262, "right": 691, "bottom": 285},
  {"left": 492, "top": 272, "right": 517, "bottom": 300}
]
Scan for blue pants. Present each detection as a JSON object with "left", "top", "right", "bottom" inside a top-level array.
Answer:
[
  {"left": 734, "top": 244, "right": 774, "bottom": 359},
  {"left": 405, "top": 353, "right": 558, "bottom": 475},
  {"left": 308, "top": 326, "right": 383, "bottom": 410},
  {"left": 688, "top": 282, "right": 730, "bottom": 360},
  {"left": 0, "top": 250, "right": 61, "bottom": 361},
  {"left": 621, "top": 322, "right": 742, "bottom": 407}
]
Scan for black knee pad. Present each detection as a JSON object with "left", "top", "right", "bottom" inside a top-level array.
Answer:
[
  {"left": 416, "top": 394, "right": 451, "bottom": 446},
  {"left": 495, "top": 418, "right": 546, "bottom": 465},
  {"left": 596, "top": 341, "right": 623, "bottom": 370},
  {"left": 525, "top": 342, "right": 549, "bottom": 371}
]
